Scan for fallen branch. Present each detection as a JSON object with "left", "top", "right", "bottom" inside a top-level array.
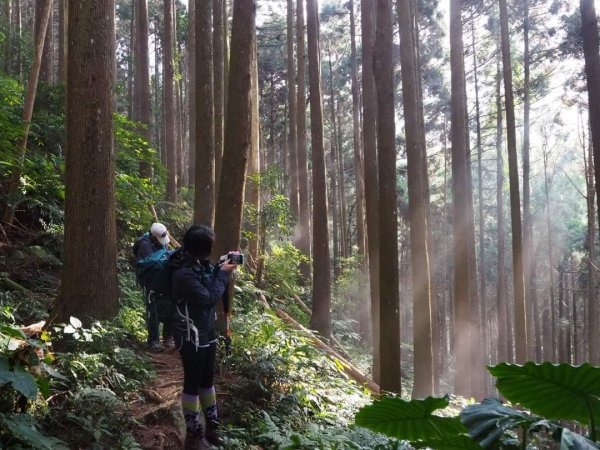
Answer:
[
  {"left": 262, "top": 300, "right": 379, "bottom": 395},
  {"left": 0, "top": 273, "right": 33, "bottom": 294},
  {"left": 292, "top": 294, "right": 312, "bottom": 316}
]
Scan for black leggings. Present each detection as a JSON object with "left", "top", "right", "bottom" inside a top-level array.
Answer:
[{"left": 179, "top": 340, "right": 217, "bottom": 395}]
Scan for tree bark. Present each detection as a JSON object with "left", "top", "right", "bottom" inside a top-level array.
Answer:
[
  {"left": 396, "top": 0, "right": 433, "bottom": 398},
  {"left": 134, "top": 0, "right": 152, "bottom": 178},
  {"left": 194, "top": 0, "right": 215, "bottom": 225},
  {"left": 36, "top": 0, "right": 53, "bottom": 84},
  {"left": 495, "top": 56, "right": 507, "bottom": 363},
  {"left": 164, "top": 0, "right": 177, "bottom": 201},
  {"left": 296, "top": 0, "right": 311, "bottom": 277},
  {"left": 542, "top": 145, "right": 556, "bottom": 361},
  {"left": 361, "top": 0, "right": 380, "bottom": 384},
  {"left": 306, "top": 0, "right": 331, "bottom": 338},
  {"left": 348, "top": 0, "right": 368, "bottom": 341},
  {"left": 585, "top": 134, "right": 599, "bottom": 364},
  {"left": 213, "top": 0, "right": 256, "bottom": 258},
  {"left": 374, "top": 0, "right": 401, "bottom": 394},
  {"left": 214, "top": 0, "right": 225, "bottom": 192},
  {"left": 187, "top": 0, "right": 196, "bottom": 186},
  {"left": 499, "top": 0, "right": 528, "bottom": 363},
  {"left": 580, "top": 1, "right": 600, "bottom": 291},
  {"left": 2, "top": 0, "right": 52, "bottom": 225},
  {"left": 57, "top": 0, "right": 65, "bottom": 82},
  {"left": 4, "top": 0, "right": 11, "bottom": 75},
  {"left": 287, "top": 0, "right": 299, "bottom": 219},
  {"left": 56, "top": 0, "right": 118, "bottom": 322}
]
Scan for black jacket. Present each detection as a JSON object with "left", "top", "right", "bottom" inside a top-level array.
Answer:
[
  {"left": 134, "top": 233, "right": 164, "bottom": 260},
  {"left": 169, "top": 249, "right": 230, "bottom": 348}
]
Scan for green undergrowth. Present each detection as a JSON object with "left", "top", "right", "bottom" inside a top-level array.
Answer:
[
  {"left": 0, "top": 273, "right": 151, "bottom": 449},
  {"left": 217, "top": 277, "right": 403, "bottom": 449}
]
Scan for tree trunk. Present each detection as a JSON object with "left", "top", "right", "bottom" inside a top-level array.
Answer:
[
  {"left": 134, "top": 0, "right": 152, "bottom": 178},
  {"left": 296, "top": 0, "right": 311, "bottom": 278},
  {"left": 306, "top": 0, "right": 331, "bottom": 338},
  {"left": 188, "top": 0, "right": 196, "bottom": 186},
  {"left": 287, "top": 0, "right": 299, "bottom": 220},
  {"left": 361, "top": 0, "right": 381, "bottom": 384},
  {"left": 213, "top": 0, "right": 256, "bottom": 258},
  {"left": 348, "top": 0, "right": 369, "bottom": 341},
  {"left": 450, "top": 0, "right": 473, "bottom": 396},
  {"left": 543, "top": 146, "right": 556, "bottom": 361},
  {"left": 4, "top": 0, "right": 11, "bottom": 74},
  {"left": 327, "top": 49, "right": 341, "bottom": 277},
  {"left": 2, "top": 0, "right": 52, "bottom": 226},
  {"left": 194, "top": 0, "right": 215, "bottom": 225},
  {"left": 56, "top": 0, "right": 118, "bottom": 322},
  {"left": 57, "top": 0, "right": 64, "bottom": 82},
  {"left": 586, "top": 134, "right": 599, "bottom": 364},
  {"left": 245, "top": 37, "right": 260, "bottom": 267},
  {"left": 164, "top": 0, "right": 177, "bottom": 202},
  {"left": 128, "top": 2, "right": 134, "bottom": 119},
  {"left": 580, "top": 0, "right": 600, "bottom": 254},
  {"left": 396, "top": 0, "right": 433, "bottom": 398},
  {"left": 36, "top": 0, "right": 53, "bottom": 84},
  {"left": 499, "top": 0, "right": 527, "bottom": 363},
  {"left": 495, "top": 56, "right": 507, "bottom": 363},
  {"left": 214, "top": 0, "right": 225, "bottom": 191},
  {"left": 374, "top": 0, "right": 401, "bottom": 394}
]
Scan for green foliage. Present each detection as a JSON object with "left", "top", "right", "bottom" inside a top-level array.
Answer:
[
  {"left": 356, "top": 363, "right": 600, "bottom": 449},
  {"left": 0, "top": 412, "right": 69, "bottom": 450},
  {"left": 221, "top": 292, "right": 399, "bottom": 449},
  {"left": 262, "top": 242, "right": 308, "bottom": 298},
  {"left": 46, "top": 387, "right": 137, "bottom": 449},
  {"left": 355, "top": 396, "right": 467, "bottom": 442},
  {"left": 114, "top": 113, "right": 166, "bottom": 239},
  {"left": 489, "top": 362, "right": 600, "bottom": 431}
]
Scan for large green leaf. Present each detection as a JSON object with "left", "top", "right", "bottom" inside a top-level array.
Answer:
[
  {"left": 413, "top": 435, "right": 483, "bottom": 449},
  {"left": 2, "top": 413, "right": 69, "bottom": 449},
  {"left": 460, "top": 398, "right": 537, "bottom": 448},
  {"left": 489, "top": 363, "right": 600, "bottom": 426},
  {"left": 355, "top": 396, "right": 467, "bottom": 441},
  {"left": 0, "top": 358, "right": 38, "bottom": 399}
]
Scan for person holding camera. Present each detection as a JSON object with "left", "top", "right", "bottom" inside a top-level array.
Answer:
[{"left": 169, "top": 225, "right": 238, "bottom": 449}]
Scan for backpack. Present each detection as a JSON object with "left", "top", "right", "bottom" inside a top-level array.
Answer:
[{"left": 136, "top": 248, "right": 175, "bottom": 322}]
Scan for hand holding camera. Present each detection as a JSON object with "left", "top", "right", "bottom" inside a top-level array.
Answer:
[{"left": 219, "top": 251, "right": 244, "bottom": 273}]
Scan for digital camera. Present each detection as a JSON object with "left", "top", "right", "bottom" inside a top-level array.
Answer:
[{"left": 220, "top": 251, "right": 244, "bottom": 265}]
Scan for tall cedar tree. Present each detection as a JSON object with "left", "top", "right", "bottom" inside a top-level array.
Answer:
[
  {"left": 450, "top": 0, "right": 474, "bottom": 395},
  {"left": 57, "top": 0, "right": 118, "bottom": 321},
  {"left": 495, "top": 56, "right": 508, "bottom": 363},
  {"left": 36, "top": 0, "right": 53, "bottom": 84},
  {"left": 134, "top": 0, "right": 152, "bottom": 178},
  {"left": 348, "top": 0, "right": 369, "bottom": 340},
  {"left": 3, "top": 0, "right": 10, "bottom": 74},
  {"left": 58, "top": 0, "right": 65, "bottom": 82},
  {"left": 287, "top": 0, "right": 299, "bottom": 218},
  {"left": 397, "top": 0, "right": 434, "bottom": 397},
  {"left": 306, "top": 0, "right": 332, "bottom": 337},
  {"left": 580, "top": 0, "right": 600, "bottom": 360},
  {"left": 296, "top": 0, "right": 311, "bottom": 275},
  {"left": 585, "top": 138, "right": 598, "bottom": 363},
  {"left": 214, "top": 0, "right": 225, "bottom": 188},
  {"left": 188, "top": 0, "right": 196, "bottom": 184},
  {"left": 374, "top": 0, "right": 401, "bottom": 394},
  {"left": 2, "top": 0, "right": 52, "bottom": 225},
  {"left": 499, "top": 0, "right": 528, "bottom": 363},
  {"left": 194, "top": 0, "right": 215, "bottom": 225},
  {"left": 213, "top": 0, "right": 256, "bottom": 257},
  {"left": 163, "top": 0, "right": 177, "bottom": 201},
  {"left": 361, "top": 0, "right": 381, "bottom": 383}
]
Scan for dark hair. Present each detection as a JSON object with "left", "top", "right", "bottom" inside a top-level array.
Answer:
[{"left": 183, "top": 224, "right": 214, "bottom": 258}]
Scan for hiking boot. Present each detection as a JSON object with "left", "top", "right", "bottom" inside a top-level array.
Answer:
[
  {"left": 148, "top": 340, "right": 165, "bottom": 353},
  {"left": 205, "top": 419, "right": 222, "bottom": 447},
  {"left": 184, "top": 430, "right": 217, "bottom": 450}
]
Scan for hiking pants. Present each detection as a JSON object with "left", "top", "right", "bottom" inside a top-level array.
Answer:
[
  {"left": 179, "top": 341, "right": 217, "bottom": 394},
  {"left": 143, "top": 290, "right": 172, "bottom": 343}
]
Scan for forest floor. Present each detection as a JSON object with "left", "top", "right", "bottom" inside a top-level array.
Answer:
[{"left": 130, "top": 347, "right": 243, "bottom": 450}]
